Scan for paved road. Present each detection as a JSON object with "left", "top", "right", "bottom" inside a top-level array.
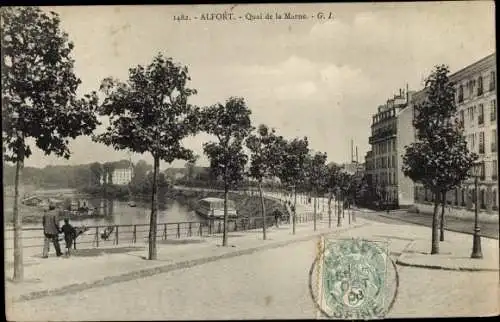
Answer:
[
  {"left": 357, "top": 211, "right": 499, "bottom": 239},
  {"left": 7, "top": 224, "right": 498, "bottom": 320}
]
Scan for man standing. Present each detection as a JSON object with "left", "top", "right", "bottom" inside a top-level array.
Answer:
[{"left": 42, "top": 204, "right": 63, "bottom": 258}]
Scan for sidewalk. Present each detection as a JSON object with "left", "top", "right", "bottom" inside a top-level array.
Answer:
[
  {"left": 396, "top": 232, "right": 499, "bottom": 272},
  {"left": 5, "top": 216, "right": 368, "bottom": 304}
]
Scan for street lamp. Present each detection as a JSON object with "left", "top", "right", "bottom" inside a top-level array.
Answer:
[{"left": 470, "top": 160, "right": 483, "bottom": 259}]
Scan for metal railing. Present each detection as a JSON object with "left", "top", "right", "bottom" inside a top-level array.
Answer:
[{"left": 4, "top": 212, "right": 323, "bottom": 251}]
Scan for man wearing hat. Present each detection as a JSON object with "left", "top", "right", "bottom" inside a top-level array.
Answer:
[{"left": 42, "top": 203, "right": 63, "bottom": 258}]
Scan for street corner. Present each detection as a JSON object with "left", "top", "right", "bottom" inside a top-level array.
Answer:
[
  {"left": 396, "top": 238, "right": 500, "bottom": 272},
  {"left": 308, "top": 237, "right": 399, "bottom": 319}
]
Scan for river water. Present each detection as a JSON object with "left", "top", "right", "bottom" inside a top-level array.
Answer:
[
  {"left": 4, "top": 190, "right": 205, "bottom": 228},
  {"left": 76, "top": 197, "right": 205, "bottom": 227}
]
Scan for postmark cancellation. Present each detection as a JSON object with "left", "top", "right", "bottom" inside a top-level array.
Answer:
[{"left": 313, "top": 237, "right": 390, "bottom": 319}]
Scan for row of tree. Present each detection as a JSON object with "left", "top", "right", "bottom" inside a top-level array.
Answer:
[
  {"left": 2, "top": 7, "right": 476, "bottom": 283},
  {"left": 2, "top": 8, "right": 363, "bottom": 281}
]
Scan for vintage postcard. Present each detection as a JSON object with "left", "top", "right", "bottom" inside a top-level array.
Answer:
[{"left": 3, "top": 2, "right": 498, "bottom": 320}]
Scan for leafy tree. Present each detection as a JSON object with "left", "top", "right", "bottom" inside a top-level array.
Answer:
[
  {"left": 1, "top": 7, "right": 99, "bottom": 281},
  {"left": 246, "top": 124, "right": 284, "bottom": 240},
  {"left": 304, "top": 151, "right": 328, "bottom": 231},
  {"left": 402, "top": 65, "right": 477, "bottom": 254},
  {"left": 201, "top": 97, "right": 253, "bottom": 246},
  {"left": 94, "top": 53, "right": 199, "bottom": 260},
  {"left": 277, "top": 137, "right": 309, "bottom": 234}
]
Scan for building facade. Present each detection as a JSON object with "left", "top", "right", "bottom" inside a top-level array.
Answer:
[
  {"left": 407, "top": 53, "right": 497, "bottom": 213},
  {"left": 112, "top": 167, "right": 133, "bottom": 185},
  {"left": 367, "top": 88, "right": 410, "bottom": 206}
]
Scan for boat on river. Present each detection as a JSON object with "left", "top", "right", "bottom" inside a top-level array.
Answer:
[
  {"left": 196, "top": 197, "right": 238, "bottom": 219},
  {"left": 60, "top": 207, "right": 104, "bottom": 219}
]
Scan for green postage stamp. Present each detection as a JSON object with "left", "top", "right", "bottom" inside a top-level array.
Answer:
[{"left": 313, "top": 237, "right": 390, "bottom": 319}]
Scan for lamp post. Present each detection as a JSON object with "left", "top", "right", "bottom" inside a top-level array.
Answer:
[
  {"left": 470, "top": 160, "right": 483, "bottom": 259},
  {"left": 328, "top": 187, "right": 333, "bottom": 228}
]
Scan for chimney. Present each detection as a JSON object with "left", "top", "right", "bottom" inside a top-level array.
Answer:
[
  {"left": 356, "top": 146, "right": 358, "bottom": 163},
  {"left": 351, "top": 139, "right": 354, "bottom": 163}
]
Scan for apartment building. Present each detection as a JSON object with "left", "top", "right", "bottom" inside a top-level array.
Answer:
[
  {"left": 367, "top": 88, "right": 411, "bottom": 206},
  {"left": 410, "top": 53, "right": 498, "bottom": 213}
]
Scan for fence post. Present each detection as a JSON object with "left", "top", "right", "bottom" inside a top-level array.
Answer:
[
  {"left": 217, "top": 221, "right": 222, "bottom": 234},
  {"left": 95, "top": 227, "right": 99, "bottom": 248},
  {"left": 133, "top": 225, "right": 137, "bottom": 244},
  {"left": 235, "top": 220, "right": 238, "bottom": 231},
  {"left": 164, "top": 224, "right": 167, "bottom": 240},
  {"left": 115, "top": 225, "right": 119, "bottom": 245},
  {"left": 198, "top": 222, "right": 203, "bottom": 236},
  {"left": 188, "top": 222, "right": 192, "bottom": 237},
  {"left": 177, "top": 223, "right": 181, "bottom": 238},
  {"left": 209, "top": 220, "right": 212, "bottom": 235}
]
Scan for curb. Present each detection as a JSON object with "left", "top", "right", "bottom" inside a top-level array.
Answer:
[
  {"left": 13, "top": 222, "right": 371, "bottom": 303},
  {"left": 376, "top": 213, "right": 499, "bottom": 241},
  {"left": 395, "top": 256, "right": 500, "bottom": 272}
]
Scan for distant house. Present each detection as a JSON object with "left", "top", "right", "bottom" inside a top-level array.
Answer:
[{"left": 112, "top": 166, "right": 133, "bottom": 185}]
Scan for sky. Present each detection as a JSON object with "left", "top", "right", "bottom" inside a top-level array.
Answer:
[{"left": 21, "top": 2, "right": 496, "bottom": 170}]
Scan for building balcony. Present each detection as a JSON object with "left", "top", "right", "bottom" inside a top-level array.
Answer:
[{"left": 369, "top": 128, "right": 397, "bottom": 144}]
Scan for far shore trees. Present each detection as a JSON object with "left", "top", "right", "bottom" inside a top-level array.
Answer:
[
  {"left": 1, "top": 7, "right": 99, "bottom": 281},
  {"left": 94, "top": 53, "right": 200, "bottom": 260},
  {"left": 402, "top": 65, "right": 477, "bottom": 254},
  {"left": 200, "top": 97, "right": 253, "bottom": 247}
]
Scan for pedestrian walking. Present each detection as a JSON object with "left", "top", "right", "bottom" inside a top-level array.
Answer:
[{"left": 42, "top": 204, "right": 63, "bottom": 258}]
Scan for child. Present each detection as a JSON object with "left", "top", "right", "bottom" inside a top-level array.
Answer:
[{"left": 61, "top": 218, "right": 76, "bottom": 256}]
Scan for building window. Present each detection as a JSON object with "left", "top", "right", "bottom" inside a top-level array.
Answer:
[
  {"left": 392, "top": 155, "right": 396, "bottom": 169},
  {"left": 468, "top": 80, "right": 475, "bottom": 97},
  {"left": 490, "top": 71, "right": 496, "bottom": 91},
  {"left": 477, "top": 76, "right": 483, "bottom": 96},
  {"left": 459, "top": 110, "right": 465, "bottom": 128},
  {"left": 493, "top": 160, "right": 498, "bottom": 181},
  {"left": 458, "top": 85, "right": 464, "bottom": 103},
  {"left": 492, "top": 129, "right": 498, "bottom": 152},
  {"left": 479, "top": 132, "right": 484, "bottom": 154},
  {"left": 491, "top": 100, "right": 497, "bottom": 122},
  {"left": 478, "top": 104, "right": 484, "bottom": 125},
  {"left": 480, "top": 162, "right": 485, "bottom": 181},
  {"left": 477, "top": 104, "right": 484, "bottom": 125}
]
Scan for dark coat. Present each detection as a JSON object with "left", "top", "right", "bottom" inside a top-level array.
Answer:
[{"left": 43, "top": 211, "right": 61, "bottom": 235}]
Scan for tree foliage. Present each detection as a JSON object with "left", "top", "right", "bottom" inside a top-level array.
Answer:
[
  {"left": 2, "top": 7, "right": 99, "bottom": 162},
  {"left": 201, "top": 97, "right": 253, "bottom": 188}
]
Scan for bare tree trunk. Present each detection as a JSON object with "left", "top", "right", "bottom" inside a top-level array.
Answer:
[
  {"left": 337, "top": 192, "right": 342, "bottom": 227},
  {"left": 440, "top": 191, "right": 446, "bottom": 242},
  {"left": 293, "top": 187, "right": 297, "bottom": 235},
  {"left": 148, "top": 155, "right": 159, "bottom": 260},
  {"left": 431, "top": 191, "right": 440, "bottom": 254},
  {"left": 13, "top": 157, "right": 24, "bottom": 282},
  {"left": 328, "top": 191, "right": 332, "bottom": 228},
  {"left": 313, "top": 188, "right": 317, "bottom": 231},
  {"left": 258, "top": 181, "right": 267, "bottom": 240},
  {"left": 222, "top": 182, "right": 229, "bottom": 246}
]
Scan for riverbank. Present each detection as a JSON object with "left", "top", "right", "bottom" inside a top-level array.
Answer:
[{"left": 3, "top": 187, "right": 288, "bottom": 226}]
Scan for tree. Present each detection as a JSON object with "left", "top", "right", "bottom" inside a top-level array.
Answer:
[
  {"left": 200, "top": 97, "right": 253, "bottom": 246},
  {"left": 402, "top": 65, "right": 477, "bottom": 254},
  {"left": 277, "top": 137, "right": 310, "bottom": 234},
  {"left": 184, "top": 154, "right": 199, "bottom": 183},
  {"left": 1, "top": 7, "right": 99, "bottom": 281},
  {"left": 94, "top": 53, "right": 199, "bottom": 260},
  {"left": 323, "top": 162, "right": 342, "bottom": 228},
  {"left": 246, "top": 124, "right": 284, "bottom": 240},
  {"left": 304, "top": 151, "right": 328, "bottom": 231},
  {"left": 89, "top": 162, "right": 103, "bottom": 186}
]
